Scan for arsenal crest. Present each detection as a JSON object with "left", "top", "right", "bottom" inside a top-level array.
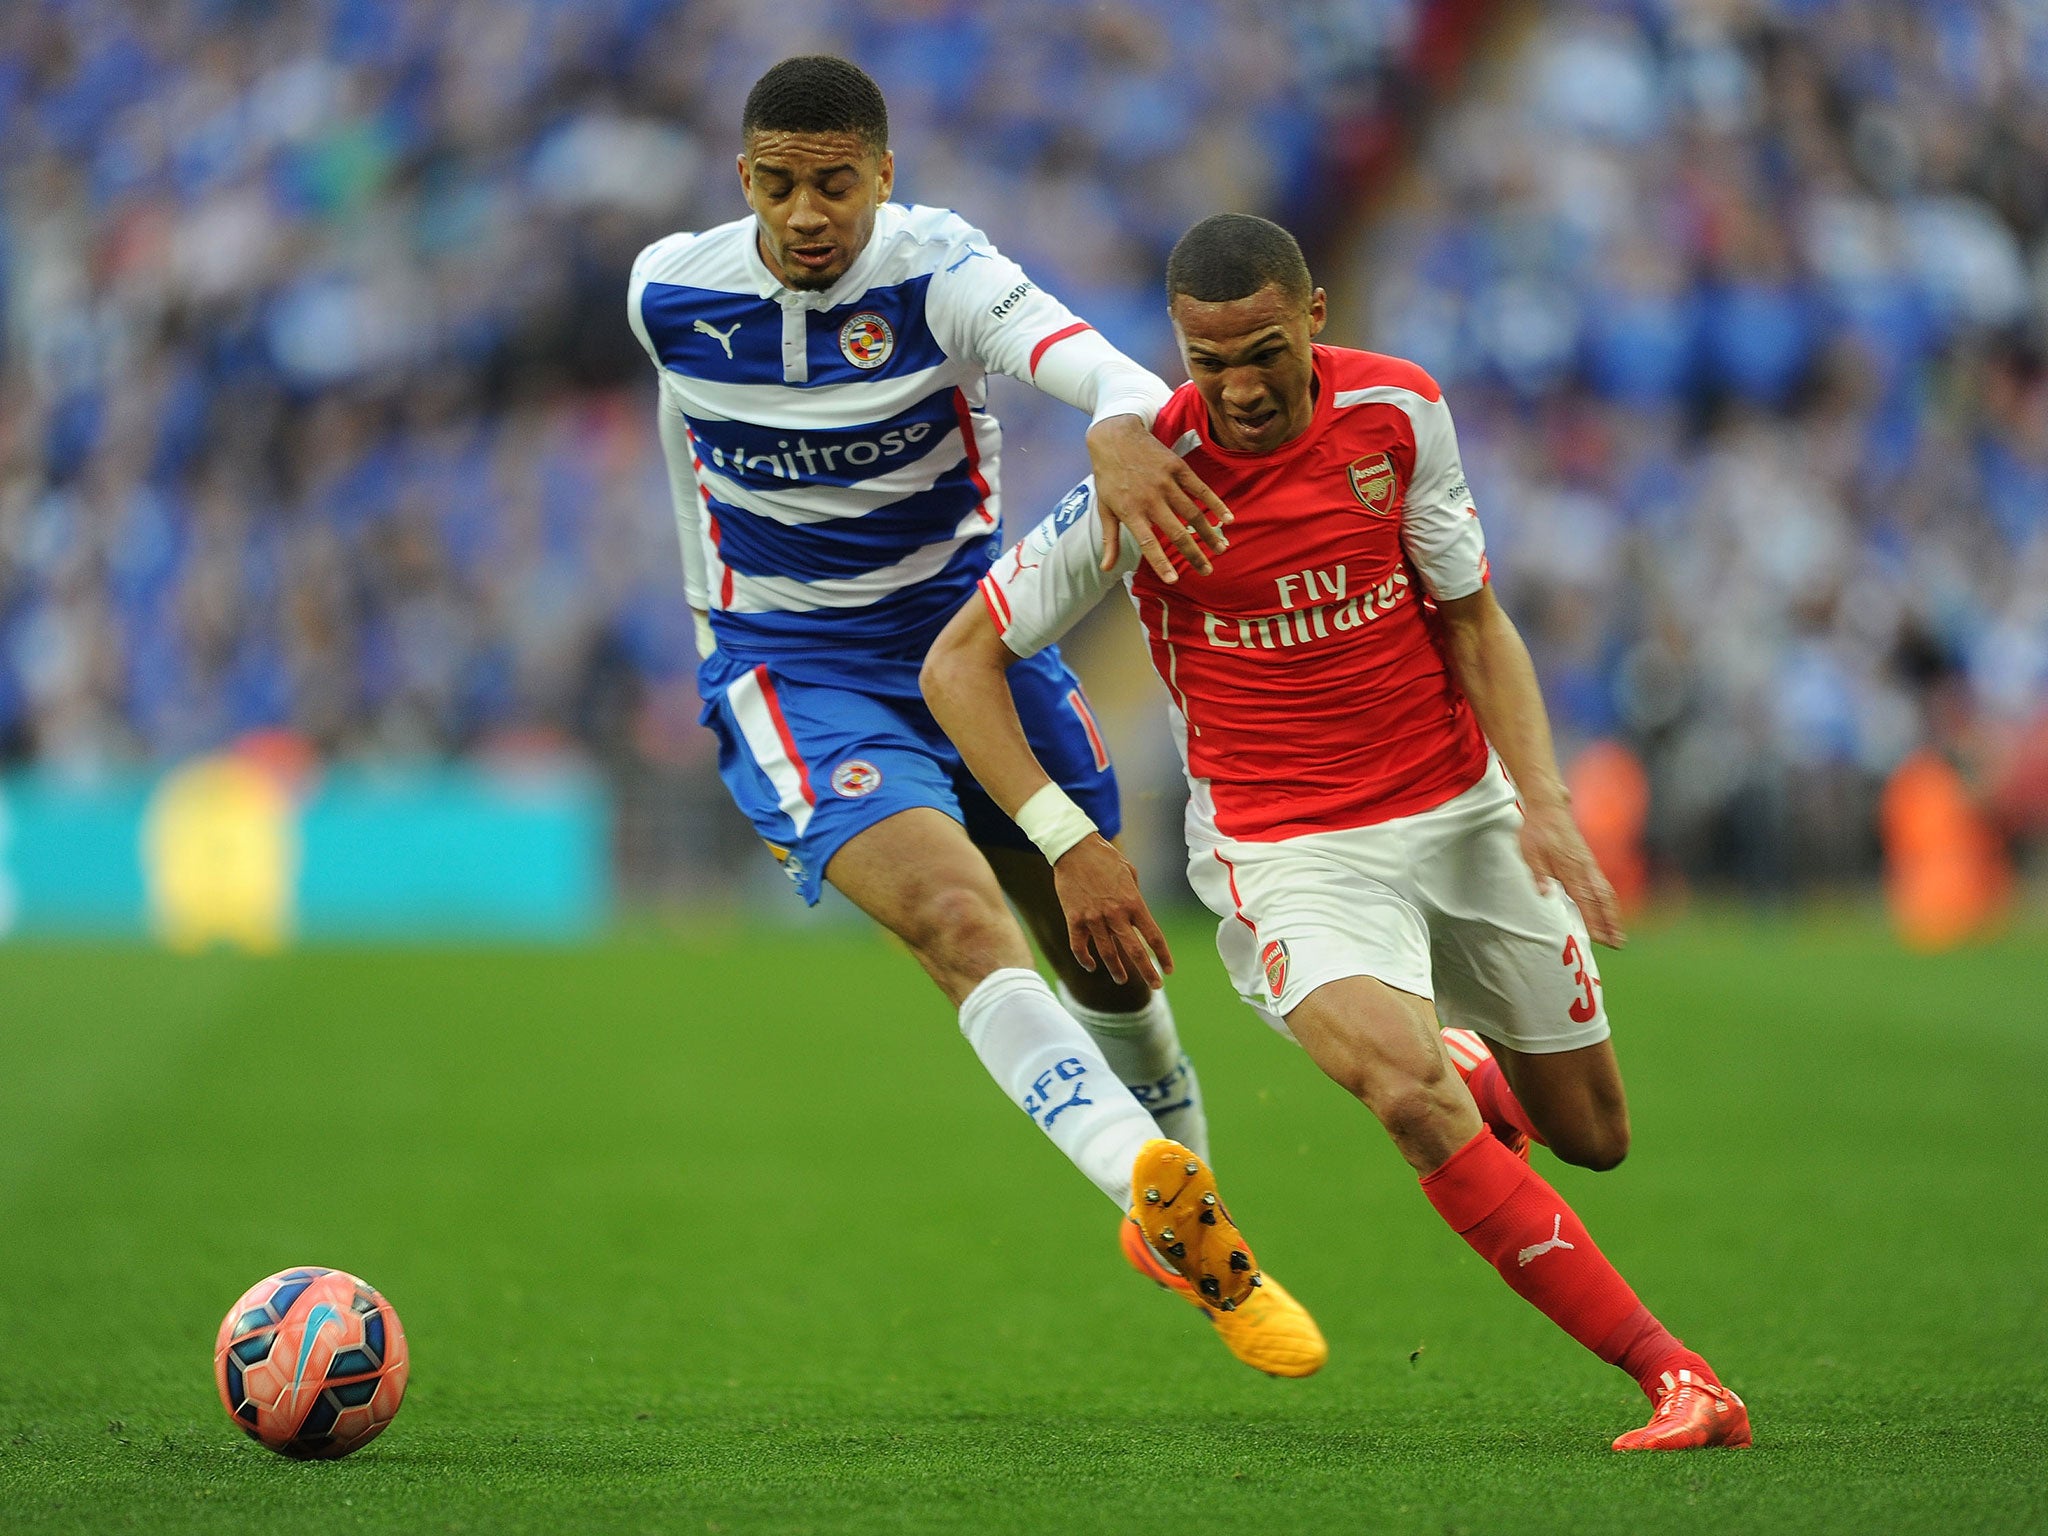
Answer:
[
  {"left": 838, "top": 312, "right": 894, "bottom": 369},
  {"left": 1260, "top": 939, "right": 1290, "bottom": 998},
  {"left": 1348, "top": 452, "right": 1397, "bottom": 516}
]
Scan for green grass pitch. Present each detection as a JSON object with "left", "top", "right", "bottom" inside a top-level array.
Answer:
[{"left": 1, "top": 915, "right": 2043, "bottom": 1533}]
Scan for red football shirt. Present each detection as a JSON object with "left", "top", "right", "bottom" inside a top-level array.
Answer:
[{"left": 981, "top": 345, "right": 1492, "bottom": 842}]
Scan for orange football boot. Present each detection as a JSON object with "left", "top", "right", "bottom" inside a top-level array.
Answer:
[
  {"left": 1441, "top": 1027, "right": 1530, "bottom": 1160},
  {"left": 1119, "top": 1217, "right": 1327, "bottom": 1377},
  {"left": 1127, "top": 1140, "right": 1264, "bottom": 1313},
  {"left": 1611, "top": 1368, "right": 1753, "bottom": 1451}
]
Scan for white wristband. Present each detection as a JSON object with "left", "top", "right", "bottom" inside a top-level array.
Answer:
[{"left": 1015, "top": 782, "right": 1098, "bottom": 865}]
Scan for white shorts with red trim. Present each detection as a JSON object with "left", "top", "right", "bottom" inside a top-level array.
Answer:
[{"left": 1186, "top": 757, "right": 1611, "bottom": 1055}]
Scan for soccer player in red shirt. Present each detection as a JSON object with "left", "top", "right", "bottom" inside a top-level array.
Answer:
[{"left": 921, "top": 214, "right": 1750, "bottom": 1451}]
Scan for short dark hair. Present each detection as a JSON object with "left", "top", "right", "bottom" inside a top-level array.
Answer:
[
  {"left": 1166, "top": 214, "right": 1313, "bottom": 309},
  {"left": 742, "top": 56, "right": 889, "bottom": 151}
]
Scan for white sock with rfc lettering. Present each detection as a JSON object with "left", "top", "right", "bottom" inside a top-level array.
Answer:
[
  {"left": 959, "top": 968, "right": 1162, "bottom": 1208},
  {"left": 1056, "top": 983, "right": 1210, "bottom": 1162}
]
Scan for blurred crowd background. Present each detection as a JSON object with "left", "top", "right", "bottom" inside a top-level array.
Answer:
[
  {"left": 2, "top": 0, "right": 2043, "bottom": 917},
  {"left": 1357, "top": 0, "right": 2048, "bottom": 905}
]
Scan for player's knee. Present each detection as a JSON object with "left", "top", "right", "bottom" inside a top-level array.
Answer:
[
  {"left": 1364, "top": 1074, "right": 1462, "bottom": 1150},
  {"left": 903, "top": 882, "right": 1017, "bottom": 975}
]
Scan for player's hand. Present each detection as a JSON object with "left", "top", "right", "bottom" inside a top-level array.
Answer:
[
  {"left": 1053, "top": 833, "right": 1174, "bottom": 987},
  {"left": 1086, "top": 414, "right": 1230, "bottom": 584},
  {"left": 1519, "top": 797, "right": 1626, "bottom": 948}
]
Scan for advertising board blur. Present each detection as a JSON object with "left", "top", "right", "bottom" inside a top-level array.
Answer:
[{"left": 0, "top": 750, "right": 608, "bottom": 946}]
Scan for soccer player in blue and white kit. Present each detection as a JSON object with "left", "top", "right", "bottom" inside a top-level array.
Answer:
[{"left": 626, "top": 57, "right": 1324, "bottom": 1372}]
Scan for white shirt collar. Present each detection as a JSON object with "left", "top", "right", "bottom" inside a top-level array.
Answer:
[{"left": 746, "top": 203, "right": 901, "bottom": 309}]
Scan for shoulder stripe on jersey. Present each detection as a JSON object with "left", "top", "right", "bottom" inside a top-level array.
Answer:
[
  {"left": 1029, "top": 322, "right": 1092, "bottom": 377},
  {"left": 1326, "top": 350, "right": 1442, "bottom": 402},
  {"left": 1334, "top": 385, "right": 1433, "bottom": 411},
  {"left": 1169, "top": 430, "right": 1200, "bottom": 457}
]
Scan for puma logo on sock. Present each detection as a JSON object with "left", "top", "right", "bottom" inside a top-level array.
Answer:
[
  {"left": 1041, "top": 1078, "right": 1093, "bottom": 1127},
  {"left": 1517, "top": 1213, "right": 1576, "bottom": 1266}
]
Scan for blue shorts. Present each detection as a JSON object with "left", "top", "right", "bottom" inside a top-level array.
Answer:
[{"left": 699, "top": 646, "right": 1121, "bottom": 904}]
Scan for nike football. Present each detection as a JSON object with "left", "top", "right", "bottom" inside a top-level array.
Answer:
[{"left": 214, "top": 1267, "right": 408, "bottom": 1458}]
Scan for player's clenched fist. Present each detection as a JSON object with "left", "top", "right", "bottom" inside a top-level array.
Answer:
[
  {"left": 1054, "top": 834, "right": 1175, "bottom": 988},
  {"left": 1086, "top": 415, "right": 1231, "bottom": 583},
  {"left": 1518, "top": 800, "right": 1626, "bottom": 949}
]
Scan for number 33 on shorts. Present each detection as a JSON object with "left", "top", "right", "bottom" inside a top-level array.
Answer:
[{"left": 1562, "top": 934, "right": 1600, "bottom": 1025}]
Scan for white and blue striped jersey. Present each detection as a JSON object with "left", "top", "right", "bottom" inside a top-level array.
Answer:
[{"left": 628, "top": 202, "right": 1167, "bottom": 674}]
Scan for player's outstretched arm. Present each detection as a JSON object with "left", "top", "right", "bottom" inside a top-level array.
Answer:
[
  {"left": 920, "top": 603, "right": 1173, "bottom": 988},
  {"left": 1084, "top": 413, "right": 1232, "bottom": 585},
  {"left": 930, "top": 229, "right": 1229, "bottom": 582},
  {"left": 1437, "top": 586, "right": 1625, "bottom": 948}
]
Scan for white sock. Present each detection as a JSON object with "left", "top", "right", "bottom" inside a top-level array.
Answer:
[
  {"left": 958, "top": 968, "right": 1162, "bottom": 1208},
  {"left": 1057, "top": 982, "right": 1210, "bottom": 1162}
]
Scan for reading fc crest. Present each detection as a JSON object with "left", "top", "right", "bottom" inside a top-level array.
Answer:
[
  {"left": 838, "top": 312, "right": 894, "bottom": 369},
  {"left": 831, "top": 759, "right": 883, "bottom": 797},
  {"left": 1348, "top": 452, "right": 1397, "bottom": 516}
]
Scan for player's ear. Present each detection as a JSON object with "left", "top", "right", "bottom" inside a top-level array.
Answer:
[
  {"left": 1307, "top": 287, "right": 1328, "bottom": 338},
  {"left": 736, "top": 152, "right": 752, "bottom": 199},
  {"left": 874, "top": 148, "right": 895, "bottom": 204}
]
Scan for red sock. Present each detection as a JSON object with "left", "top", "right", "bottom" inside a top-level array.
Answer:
[
  {"left": 1467, "top": 1057, "right": 1544, "bottom": 1146},
  {"left": 1421, "top": 1130, "right": 1712, "bottom": 1399}
]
